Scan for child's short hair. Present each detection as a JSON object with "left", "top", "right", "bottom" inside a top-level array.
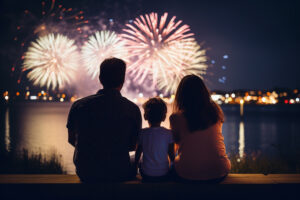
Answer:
[{"left": 143, "top": 97, "right": 167, "bottom": 124}]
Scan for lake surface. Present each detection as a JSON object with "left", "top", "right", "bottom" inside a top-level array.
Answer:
[{"left": 1, "top": 102, "right": 300, "bottom": 174}]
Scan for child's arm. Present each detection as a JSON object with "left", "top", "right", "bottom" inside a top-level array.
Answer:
[
  {"left": 168, "top": 143, "right": 175, "bottom": 162},
  {"left": 135, "top": 144, "right": 143, "bottom": 169}
]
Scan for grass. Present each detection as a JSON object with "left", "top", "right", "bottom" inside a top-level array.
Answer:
[
  {"left": 1, "top": 148, "right": 299, "bottom": 175},
  {"left": 229, "top": 151, "right": 300, "bottom": 174},
  {"left": 0, "top": 149, "right": 66, "bottom": 174}
]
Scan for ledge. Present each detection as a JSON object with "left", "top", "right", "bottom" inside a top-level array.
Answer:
[
  {"left": 0, "top": 174, "right": 299, "bottom": 200},
  {"left": 1, "top": 174, "right": 300, "bottom": 184}
]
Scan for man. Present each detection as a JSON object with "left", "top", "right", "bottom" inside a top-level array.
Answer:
[{"left": 67, "top": 58, "right": 142, "bottom": 182}]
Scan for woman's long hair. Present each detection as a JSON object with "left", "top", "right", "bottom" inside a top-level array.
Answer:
[{"left": 173, "top": 75, "right": 224, "bottom": 132}]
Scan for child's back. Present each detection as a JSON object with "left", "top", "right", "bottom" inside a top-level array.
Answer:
[
  {"left": 135, "top": 97, "right": 175, "bottom": 181},
  {"left": 139, "top": 127, "right": 173, "bottom": 176}
]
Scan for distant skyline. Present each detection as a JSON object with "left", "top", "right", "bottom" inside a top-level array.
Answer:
[{"left": 0, "top": 0, "right": 299, "bottom": 92}]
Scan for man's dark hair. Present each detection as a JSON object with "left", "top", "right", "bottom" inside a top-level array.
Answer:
[
  {"left": 99, "top": 57, "right": 126, "bottom": 89},
  {"left": 143, "top": 97, "right": 167, "bottom": 124}
]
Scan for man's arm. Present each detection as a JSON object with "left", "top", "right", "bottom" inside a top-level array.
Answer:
[
  {"left": 66, "top": 102, "right": 79, "bottom": 147},
  {"left": 128, "top": 106, "right": 142, "bottom": 151},
  {"left": 68, "top": 129, "right": 76, "bottom": 147},
  {"left": 135, "top": 144, "right": 142, "bottom": 170}
]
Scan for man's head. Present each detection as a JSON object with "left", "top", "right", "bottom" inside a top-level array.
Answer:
[
  {"left": 99, "top": 57, "right": 126, "bottom": 89},
  {"left": 143, "top": 97, "right": 167, "bottom": 126}
]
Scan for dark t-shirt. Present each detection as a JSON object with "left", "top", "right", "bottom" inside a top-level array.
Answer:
[{"left": 67, "top": 89, "right": 142, "bottom": 181}]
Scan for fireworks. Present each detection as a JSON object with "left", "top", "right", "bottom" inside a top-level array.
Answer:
[
  {"left": 156, "top": 41, "right": 207, "bottom": 93},
  {"left": 12, "top": 0, "right": 88, "bottom": 86},
  {"left": 23, "top": 34, "right": 80, "bottom": 90},
  {"left": 121, "top": 12, "right": 207, "bottom": 94},
  {"left": 81, "top": 30, "right": 128, "bottom": 79},
  {"left": 19, "top": 9, "right": 208, "bottom": 95}
]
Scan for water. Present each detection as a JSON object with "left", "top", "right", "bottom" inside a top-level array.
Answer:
[{"left": 1, "top": 102, "right": 300, "bottom": 174}]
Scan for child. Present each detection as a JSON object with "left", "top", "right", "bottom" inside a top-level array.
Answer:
[{"left": 135, "top": 97, "right": 175, "bottom": 182}]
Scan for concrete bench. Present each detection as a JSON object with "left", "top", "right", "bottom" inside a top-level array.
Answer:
[{"left": 0, "top": 174, "right": 299, "bottom": 199}]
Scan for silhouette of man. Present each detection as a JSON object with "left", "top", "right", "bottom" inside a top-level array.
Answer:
[{"left": 67, "top": 58, "right": 142, "bottom": 182}]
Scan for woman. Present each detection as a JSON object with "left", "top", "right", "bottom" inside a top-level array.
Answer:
[{"left": 170, "top": 75, "right": 231, "bottom": 182}]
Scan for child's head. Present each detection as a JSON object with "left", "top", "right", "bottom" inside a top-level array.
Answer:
[{"left": 143, "top": 97, "right": 167, "bottom": 126}]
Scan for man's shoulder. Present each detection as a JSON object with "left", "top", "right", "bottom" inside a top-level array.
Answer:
[
  {"left": 71, "top": 94, "right": 99, "bottom": 109},
  {"left": 71, "top": 93, "right": 140, "bottom": 114},
  {"left": 120, "top": 96, "right": 140, "bottom": 112}
]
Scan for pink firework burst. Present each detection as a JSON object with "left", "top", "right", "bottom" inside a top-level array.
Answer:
[{"left": 121, "top": 12, "right": 207, "bottom": 94}]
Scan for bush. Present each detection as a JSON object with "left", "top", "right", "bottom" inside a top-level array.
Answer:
[
  {"left": 229, "top": 151, "right": 300, "bottom": 174},
  {"left": 0, "top": 149, "right": 66, "bottom": 174}
]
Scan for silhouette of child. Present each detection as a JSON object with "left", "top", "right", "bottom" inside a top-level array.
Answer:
[{"left": 135, "top": 97, "right": 175, "bottom": 182}]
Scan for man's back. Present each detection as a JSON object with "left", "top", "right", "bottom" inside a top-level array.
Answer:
[{"left": 67, "top": 89, "right": 142, "bottom": 181}]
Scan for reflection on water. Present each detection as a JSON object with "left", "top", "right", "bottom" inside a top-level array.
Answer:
[
  {"left": 1, "top": 103, "right": 300, "bottom": 174},
  {"left": 238, "top": 121, "right": 245, "bottom": 158},
  {"left": 1, "top": 103, "right": 76, "bottom": 174},
  {"left": 5, "top": 108, "right": 10, "bottom": 152}
]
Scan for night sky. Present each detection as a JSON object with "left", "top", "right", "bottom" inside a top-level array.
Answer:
[{"left": 0, "top": 0, "right": 299, "bottom": 92}]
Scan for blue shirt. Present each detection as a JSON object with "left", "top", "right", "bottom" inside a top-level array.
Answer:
[{"left": 139, "top": 127, "right": 174, "bottom": 176}]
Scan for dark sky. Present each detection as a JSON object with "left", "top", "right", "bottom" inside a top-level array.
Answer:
[{"left": 0, "top": 0, "right": 299, "bottom": 92}]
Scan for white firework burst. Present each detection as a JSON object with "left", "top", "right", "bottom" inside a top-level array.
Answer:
[
  {"left": 81, "top": 30, "right": 128, "bottom": 79},
  {"left": 23, "top": 33, "right": 80, "bottom": 90},
  {"left": 121, "top": 12, "right": 207, "bottom": 94},
  {"left": 156, "top": 41, "right": 207, "bottom": 94}
]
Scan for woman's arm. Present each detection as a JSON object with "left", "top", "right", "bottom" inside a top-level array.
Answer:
[
  {"left": 168, "top": 143, "right": 175, "bottom": 162},
  {"left": 169, "top": 114, "right": 182, "bottom": 144}
]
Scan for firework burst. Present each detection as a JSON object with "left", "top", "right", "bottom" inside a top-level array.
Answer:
[
  {"left": 23, "top": 33, "right": 80, "bottom": 90},
  {"left": 12, "top": 0, "right": 88, "bottom": 86},
  {"left": 121, "top": 12, "right": 207, "bottom": 94},
  {"left": 81, "top": 30, "right": 128, "bottom": 79},
  {"left": 156, "top": 41, "right": 207, "bottom": 93}
]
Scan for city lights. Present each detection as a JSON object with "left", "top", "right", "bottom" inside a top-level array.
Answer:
[
  {"left": 1, "top": 87, "right": 299, "bottom": 106},
  {"left": 30, "top": 96, "right": 37, "bottom": 100},
  {"left": 290, "top": 99, "right": 295, "bottom": 104}
]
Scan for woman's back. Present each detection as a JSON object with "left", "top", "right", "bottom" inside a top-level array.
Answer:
[{"left": 170, "top": 113, "right": 231, "bottom": 180}]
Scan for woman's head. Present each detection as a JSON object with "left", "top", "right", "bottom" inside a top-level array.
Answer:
[{"left": 174, "top": 75, "right": 224, "bottom": 131}]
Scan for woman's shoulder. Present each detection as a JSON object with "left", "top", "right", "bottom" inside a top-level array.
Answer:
[
  {"left": 204, "top": 121, "right": 223, "bottom": 134},
  {"left": 169, "top": 112, "right": 189, "bottom": 134}
]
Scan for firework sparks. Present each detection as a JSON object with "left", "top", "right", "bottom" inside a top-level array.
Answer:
[
  {"left": 23, "top": 34, "right": 80, "bottom": 90},
  {"left": 156, "top": 41, "right": 207, "bottom": 93},
  {"left": 121, "top": 12, "right": 207, "bottom": 94},
  {"left": 12, "top": 0, "right": 88, "bottom": 86},
  {"left": 81, "top": 30, "right": 128, "bottom": 79}
]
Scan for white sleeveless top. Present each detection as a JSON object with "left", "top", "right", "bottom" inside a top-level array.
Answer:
[{"left": 170, "top": 113, "right": 231, "bottom": 180}]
